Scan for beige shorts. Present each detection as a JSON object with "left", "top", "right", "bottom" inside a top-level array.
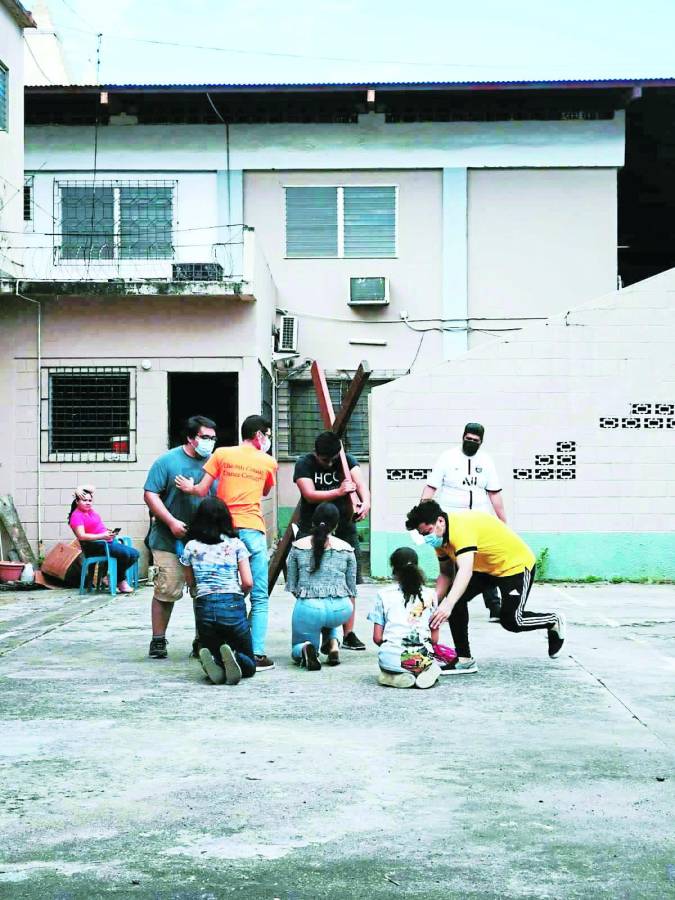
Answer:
[{"left": 152, "top": 549, "right": 187, "bottom": 603}]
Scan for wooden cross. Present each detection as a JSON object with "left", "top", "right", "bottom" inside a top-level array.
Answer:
[{"left": 267, "top": 360, "right": 371, "bottom": 592}]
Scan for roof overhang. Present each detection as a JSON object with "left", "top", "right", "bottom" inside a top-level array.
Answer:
[
  {"left": 24, "top": 77, "right": 675, "bottom": 96},
  {"left": 1, "top": 0, "right": 36, "bottom": 28}
]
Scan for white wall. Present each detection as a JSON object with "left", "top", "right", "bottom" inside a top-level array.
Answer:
[
  {"left": 25, "top": 116, "right": 625, "bottom": 172},
  {"left": 0, "top": 4, "right": 26, "bottom": 276},
  {"left": 244, "top": 169, "right": 444, "bottom": 371},
  {"left": 369, "top": 269, "right": 675, "bottom": 579},
  {"left": 467, "top": 168, "right": 618, "bottom": 347}
]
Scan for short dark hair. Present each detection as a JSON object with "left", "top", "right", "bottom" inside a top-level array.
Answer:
[
  {"left": 463, "top": 422, "right": 485, "bottom": 440},
  {"left": 185, "top": 497, "right": 237, "bottom": 544},
  {"left": 405, "top": 499, "right": 444, "bottom": 531},
  {"left": 314, "top": 431, "right": 341, "bottom": 458},
  {"left": 185, "top": 415, "right": 217, "bottom": 440},
  {"left": 241, "top": 415, "right": 271, "bottom": 440}
]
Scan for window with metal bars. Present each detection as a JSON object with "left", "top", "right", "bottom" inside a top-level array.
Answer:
[
  {"left": 288, "top": 378, "right": 385, "bottom": 459},
  {"left": 56, "top": 180, "right": 175, "bottom": 261},
  {"left": 23, "top": 176, "right": 33, "bottom": 223},
  {"left": 285, "top": 186, "right": 397, "bottom": 258},
  {"left": 261, "top": 364, "right": 274, "bottom": 430},
  {"left": 41, "top": 367, "right": 137, "bottom": 462}
]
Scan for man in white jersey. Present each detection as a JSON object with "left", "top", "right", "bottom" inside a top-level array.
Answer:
[{"left": 420, "top": 422, "right": 505, "bottom": 621}]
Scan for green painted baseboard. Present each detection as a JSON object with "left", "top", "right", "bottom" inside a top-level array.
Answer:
[{"left": 370, "top": 531, "right": 675, "bottom": 581}]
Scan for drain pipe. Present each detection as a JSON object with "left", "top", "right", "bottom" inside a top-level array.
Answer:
[{"left": 14, "top": 282, "right": 43, "bottom": 557}]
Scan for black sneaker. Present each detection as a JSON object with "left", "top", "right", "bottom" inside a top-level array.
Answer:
[
  {"left": 190, "top": 638, "right": 200, "bottom": 659},
  {"left": 149, "top": 636, "right": 168, "bottom": 659},
  {"left": 301, "top": 642, "right": 321, "bottom": 671},
  {"left": 342, "top": 631, "right": 366, "bottom": 651},
  {"left": 487, "top": 605, "right": 501, "bottom": 623},
  {"left": 548, "top": 613, "right": 567, "bottom": 658}
]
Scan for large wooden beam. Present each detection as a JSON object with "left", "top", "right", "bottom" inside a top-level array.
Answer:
[
  {"left": 268, "top": 361, "right": 371, "bottom": 593},
  {"left": 310, "top": 362, "right": 358, "bottom": 518},
  {"left": 0, "top": 494, "right": 38, "bottom": 565}
]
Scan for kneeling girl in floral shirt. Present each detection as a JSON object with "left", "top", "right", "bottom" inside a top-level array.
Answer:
[
  {"left": 368, "top": 547, "right": 447, "bottom": 689},
  {"left": 180, "top": 498, "right": 254, "bottom": 685}
]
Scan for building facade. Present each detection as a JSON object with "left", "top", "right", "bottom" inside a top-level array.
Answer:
[
  {"left": 0, "top": 0, "right": 34, "bottom": 277},
  {"left": 0, "top": 80, "right": 641, "bottom": 568}
]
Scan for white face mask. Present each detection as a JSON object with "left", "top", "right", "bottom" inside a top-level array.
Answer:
[{"left": 257, "top": 433, "right": 271, "bottom": 454}]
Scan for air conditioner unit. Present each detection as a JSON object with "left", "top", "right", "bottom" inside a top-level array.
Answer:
[
  {"left": 349, "top": 276, "right": 389, "bottom": 305},
  {"left": 278, "top": 315, "right": 298, "bottom": 352}
]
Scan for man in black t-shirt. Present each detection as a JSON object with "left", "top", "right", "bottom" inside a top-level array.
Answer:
[{"left": 293, "top": 431, "right": 371, "bottom": 651}]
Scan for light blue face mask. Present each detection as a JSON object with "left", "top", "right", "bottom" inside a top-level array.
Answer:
[
  {"left": 423, "top": 532, "right": 443, "bottom": 549},
  {"left": 194, "top": 437, "right": 215, "bottom": 459}
]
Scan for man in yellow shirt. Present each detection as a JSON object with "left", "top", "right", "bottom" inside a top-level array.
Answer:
[
  {"left": 176, "top": 415, "right": 278, "bottom": 671},
  {"left": 405, "top": 500, "right": 565, "bottom": 674}
]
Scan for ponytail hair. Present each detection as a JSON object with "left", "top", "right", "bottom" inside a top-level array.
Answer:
[
  {"left": 390, "top": 546, "right": 425, "bottom": 606},
  {"left": 310, "top": 501, "right": 340, "bottom": 573}
]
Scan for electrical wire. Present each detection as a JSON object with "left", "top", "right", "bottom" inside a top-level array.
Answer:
[{"left": 51, "top": 22, "right": 591, "bottom": 72}]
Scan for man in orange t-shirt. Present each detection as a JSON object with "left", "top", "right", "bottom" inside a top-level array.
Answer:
[{"left": 175, "top": 415, "right": 278, "bottom": 671}]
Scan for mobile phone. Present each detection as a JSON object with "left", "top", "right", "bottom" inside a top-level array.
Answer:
[{"left": 112, "top": 527, "right": 121, "bottom": 535}]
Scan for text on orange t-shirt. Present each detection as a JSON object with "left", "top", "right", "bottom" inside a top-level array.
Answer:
[{"left": 203, "top": 444, "right": 277, "bottom": 533}]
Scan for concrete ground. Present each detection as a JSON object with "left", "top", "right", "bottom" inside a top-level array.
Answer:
[{"left": 0, "top": 580, "right": 673, "bottom": 900}]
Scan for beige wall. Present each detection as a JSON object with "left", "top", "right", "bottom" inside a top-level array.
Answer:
[
  {"left": 244, "top": 169, "right": 445, "bottom": 372},
  {"left": 467, "top": 168, "right": 617, "bottom": 348},
  {"left": 0, "top": 294, "right": 271, "bottom": 565}
]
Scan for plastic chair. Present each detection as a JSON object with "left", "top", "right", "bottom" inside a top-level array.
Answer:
[
  {"left": 116, "top": 535, "right": 139, "bottom": 589},
  {"left": 79, "top": 541, "right": 117, "bottom": 596}
]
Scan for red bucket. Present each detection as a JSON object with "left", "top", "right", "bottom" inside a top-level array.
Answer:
[{"left": 111, "top": 435, "right": 129, "bottom": 453}]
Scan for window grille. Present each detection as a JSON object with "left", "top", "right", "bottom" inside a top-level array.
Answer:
[
  {"left": 285, "top": 186, "right": 396, "bottom": 258},
  {"left": 56, "top": 180, "right": 175, "bottom": 262},
  {"left": 24, "top": 176, "right": 33, "bottom": 223},
  {"left": 261, "top": 365, "right": 274, "bottom": 429},
  {"left": 288, "top": 378, "right": 385, "bottom": 459},
  {"left": 0, "top": 63, "right": 7, "bottom": 131},
  {"left": 41, "top": 366, "right": 137, "bottom": 462}
]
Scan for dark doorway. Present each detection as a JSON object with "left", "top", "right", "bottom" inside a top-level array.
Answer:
[
  {"left": 167, "top": 372, "right": 238, "bottom": 450},
  {"left": 619, "top": 90, "right": 675, "bottom": 286}
]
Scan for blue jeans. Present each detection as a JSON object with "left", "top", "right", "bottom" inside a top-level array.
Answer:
[
  {"left": 238, "top": 528, "right": 269, "bottom": 657},
  {"left": 194, "top": 592, "right": 256, "bottom": 678},
  {"left": 291, "top": 596, "right": 353, "bottom": 662}
]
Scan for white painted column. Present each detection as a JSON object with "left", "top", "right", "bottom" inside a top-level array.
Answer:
[{"left": 442, "top": 168, "right": 469, "bottom": 360}]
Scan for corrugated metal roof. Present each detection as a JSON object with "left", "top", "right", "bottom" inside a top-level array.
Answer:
[{"left": 24, "top": 77, "right": 675, "bottom": 93}]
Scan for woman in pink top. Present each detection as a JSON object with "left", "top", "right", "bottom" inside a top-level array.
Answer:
[{"left": 68, "top": 485, "right": 139, "bottom": 593}]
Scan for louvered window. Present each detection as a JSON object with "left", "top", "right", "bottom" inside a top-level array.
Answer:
[
  {"left": 0, "top": 64, "right": 7, "bottom": 131},
  {"left": 343, "top": 187, "right": 396, "bottom": 257},
  {"left": 285, "top": 186, "right": 396, "bottom": 258}
]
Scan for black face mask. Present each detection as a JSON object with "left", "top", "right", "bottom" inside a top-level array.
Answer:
[{"left": 462, "top": 439, "right": 480, "bottom": 457}]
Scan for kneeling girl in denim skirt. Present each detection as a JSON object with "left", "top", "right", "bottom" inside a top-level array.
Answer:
[{"left": 180, "top": 498, "right": 255, "bottom": 685}]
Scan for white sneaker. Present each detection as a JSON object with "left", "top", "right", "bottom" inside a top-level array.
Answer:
[
  {"left": 548, "top": 613, "right": 567, "bottom": 658},
  {"left": 219, "top": 643, "right": 242, "bottom": 685},
  {"left": 198, "top": 647, "right": 226, "bottom": 685},
  {"left": 446, "top": 657, "right": 478, "bottom": 674},
  {"left": 377, "top": 670, "right": 415, "bottom": 689},
  {"left": 415, "top": 662, "right": 441, "bottom": 690}
]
